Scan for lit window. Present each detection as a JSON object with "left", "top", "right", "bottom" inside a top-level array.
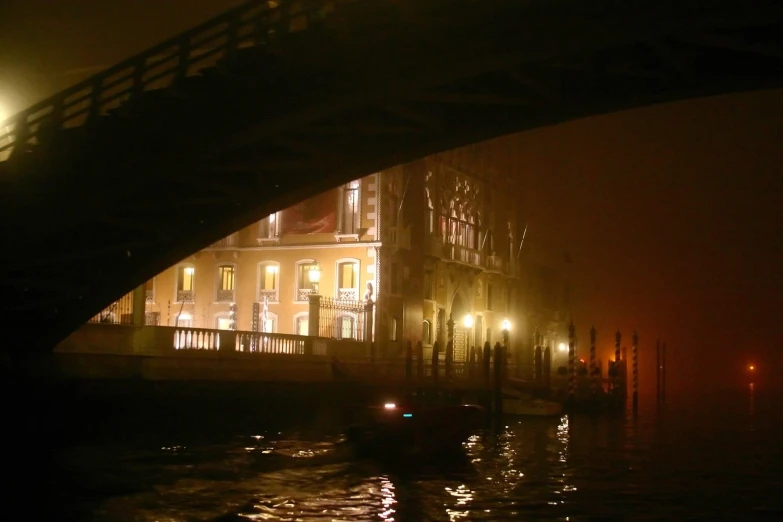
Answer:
[
  {"left": 216, "top": 315, "right": 232, "bottom": 330},
  {"left": 341, "top": 180, "right": 361, "bottom": 234},
  {"left": 423, "top": 320, "right": 431, "bottom": 344},
  {"left": 336, "top": 260, "right": 359, "bottom": 300},
  {"left": 216, "top": 265, "right": 236, "bottom": 302},
  {"left": 258, "top": 262, "right": 280, "bottom": 302},
  {"left": 176, "top": 266, "right": 195, "bottom": 303},
  {"left": 295, "top": 314, "right": 309, "bottom": 336},
  {"left": 296, "top": 260, "right": 318, "bottom": 302}
]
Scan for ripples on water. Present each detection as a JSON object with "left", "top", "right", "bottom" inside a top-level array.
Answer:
[{"left": 52, "top": 386, "right": 783, "bottom": 521}]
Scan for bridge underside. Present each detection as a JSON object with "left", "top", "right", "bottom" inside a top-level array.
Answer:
[{"left": 1, "top": 0, "right": 783, "bottom": 355}]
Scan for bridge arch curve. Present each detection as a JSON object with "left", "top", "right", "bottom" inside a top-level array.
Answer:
[{"left": 2, "top": 0, "right": 783, "bottom": 352}]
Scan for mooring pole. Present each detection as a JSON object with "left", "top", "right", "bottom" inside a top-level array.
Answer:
[
  {"left": 568, "top": 322, "right": 576, "bottom": 405},
  {"left": 632, "top": 331, "right": 639, "bottom": 414},
  {"left": 613, "top": 330, "right": 621, "bottom": 403},
  {"left": 543, "top": 344, "right": 552, "bottom": 399},
  {"left": 656, "top": 340, "right": 661, "bottom": 406},
  {"left": 590, "top": 326, "right": 598, "bottom": 396},
  {"left": 661, "top": 341, "right": 667, "bottom": 404}
]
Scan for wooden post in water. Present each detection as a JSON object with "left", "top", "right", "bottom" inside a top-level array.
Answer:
[
  {"left": 661, "top": 342, "right": 667, "bottom": 404},
  {"left": 590, "top": 326, "right": 599, "bottom": 396},
  {"left": 542, "top": 344, "right": 552, "bottom": 399},
  {"left": 632, "top": 331, "right": 639, "bottom": 414},
  {"left": 568, "top": 322, "right": 576, "bottom": 404},
  {"left": 482, "top": 341, "right": 491, "bottom": 385},
  {"left": 614, "top": 330, "right": 622, "bottom": 402},
  {"left": 534, "top": 328, "right": 542, "bottom": 386},
  {"left": 656, "top": 340, "right": 661, "bottom": 406}
]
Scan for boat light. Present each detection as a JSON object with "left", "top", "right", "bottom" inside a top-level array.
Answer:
[
  {"left": 384, "top": 403, "right": 396, "bottom": 409},
  {"left": 403, "top": 413, "right": 413, "bottom": 418}
]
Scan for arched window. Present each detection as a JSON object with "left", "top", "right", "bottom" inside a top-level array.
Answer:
[
  {"left": 176, "top": 311, "right": 193, "bottom": 328},
  {"left": 332, "top": 313, "right": 358, "bottom": 340},
  {"left": 390, "top": 316, "right": 399, "bottom": 341},
  {"left": 216, "top": 263, "right": 236, "bottom": 302},
  {"left": 335, "top": 258, "right": 360, "bottom": 301},
  {"left": 215, "top": 312, "right": 232, "bottom": 330},
  {"left": 175, "top": 265, "right": 195, "bottom": 303},
  {"left": 293, "top": 312, "right": 309, "bottom": 336},
  {"left": 422, "top": 320, "right": 432, "bottom": 345},
  {"left": 295, "top": 259, "right": 318, "bottom": 302},
  {"left": 257, "top": 261, "right": 280, "bottom": 303}
]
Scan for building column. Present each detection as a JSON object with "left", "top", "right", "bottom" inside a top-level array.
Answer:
[
  {"left": 308, "top": 294, "right": 321, "bottom": 337},
  {"left": 132, "top": 284, "right": 146, "bottom": 326}
]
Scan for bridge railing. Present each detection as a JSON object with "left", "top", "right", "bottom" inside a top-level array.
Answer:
[{"left": 0, "top": 0, "right": 343, "bottom": 161}]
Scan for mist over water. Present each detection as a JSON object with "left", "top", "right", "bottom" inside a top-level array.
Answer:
[{"left": 46, "top": 385, "right": 783, "bottom": 521}]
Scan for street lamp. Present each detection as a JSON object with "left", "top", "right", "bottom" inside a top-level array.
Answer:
[
  {"left": 501, "top": 318, "right": 511, "bottom": 346},
  {"left": 558, "top": 342, "right": 567, "bottom": 352},
  {"left": 308, "top": 261, "right": 321, "bottom": 294},
  {"left": 463, "top": 314, "right": 474, "bottom": 351}
]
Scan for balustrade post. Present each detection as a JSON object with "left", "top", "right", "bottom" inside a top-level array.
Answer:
[{"left": 132, "top": 284, "right": 146, "bottom": 327}]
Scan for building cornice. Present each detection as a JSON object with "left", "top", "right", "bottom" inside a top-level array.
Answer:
[{"left": 205, "top": 241, "right": 382, "bottom": 252}]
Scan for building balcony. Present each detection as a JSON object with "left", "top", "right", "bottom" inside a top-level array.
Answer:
[
  {"left": 216, "top": 289, "right": 235, "bottom": 303},
  {"left": 297, "top": 288, "right": 314, "bottom": 302},
  {"left": 145, "top": 289, "right": 154, "bottom": 303},
  {"left": 176, "top": 290, "right": 194, "bottom": 303},
  {"left": 210, "top": 233, "right": 238, "bottom": 249},
  {"left": 486, "top": 254, "right": 504, "bottom": 273},
  {"left": 258, "top": 288, "right": 279, "bottom": 303},
  {"left": 338, "top": 287, "right": 359, "bottom": 301},
  {"left": 443, "top": 243, "right": 483, "bottom": 268}
]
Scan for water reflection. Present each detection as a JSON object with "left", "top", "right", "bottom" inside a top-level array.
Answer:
[{"left": 51, "top": 398, "right": 783, "bottom": 522}]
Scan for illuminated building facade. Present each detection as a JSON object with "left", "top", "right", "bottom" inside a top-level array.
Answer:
[{"left": 102, "top": 151, "right": 565, "bottom": 362}]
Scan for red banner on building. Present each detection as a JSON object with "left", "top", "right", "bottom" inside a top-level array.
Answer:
[{"left": 281, "top": 189, "right": 338, "bottom": 234}]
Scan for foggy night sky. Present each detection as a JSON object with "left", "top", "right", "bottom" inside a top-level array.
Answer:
[{"left": 2, "top": 1, "right": 782, "bottom": 395}]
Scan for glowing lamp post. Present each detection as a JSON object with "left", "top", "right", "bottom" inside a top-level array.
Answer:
[
  {"left": 501, "top": 318, "right": 511, "bottom": 347},
  {"left": 308, "top": 261, "right": 321, "bottom": 294}
]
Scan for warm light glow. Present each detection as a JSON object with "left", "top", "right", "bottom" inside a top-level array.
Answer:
[
  {"left": 384, "top": 403, "right": 396, "bottom": 409},
  {"left": 559, "top": 342, "right": 567, "bottom": 352},
  {"left": 308, "top": 262, "right": 321, "bottom": 283},
  {"left": 502, "top": 319, "right": 511, "bottom": 331},
  {"left": 266, "top": 264, "right": 278, "bottom": 273},
  {"left": 463, "top": 314, "right": 474, "bottom": 329},
  {"left": 749, "top": 365, "right": 755, "bottom": 371},
  {"left": 184, "top": 267, "right": 194, "bottom": 275}
]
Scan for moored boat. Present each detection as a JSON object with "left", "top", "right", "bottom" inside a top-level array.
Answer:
[{"left": 345, "top": 402, "right": 485, "bottom": 459}]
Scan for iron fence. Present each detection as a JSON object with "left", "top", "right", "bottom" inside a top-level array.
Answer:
[{"left": 319, "top": 297, "right": 373, "bottom": 341}]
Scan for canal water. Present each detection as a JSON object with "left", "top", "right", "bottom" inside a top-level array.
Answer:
[{"left": 40, "top": 385, "right": 783, "bottom": 521}]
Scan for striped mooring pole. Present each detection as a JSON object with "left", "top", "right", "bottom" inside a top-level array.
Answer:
[
  {"left": 632, "top": 331, "right": 639, "bottom": 414},
  {"left": 589, "top": 325, "right": 597, "bottom": 395},
  {"left": 568, "top": 321, "right": 576, "bottom": 403},
  {"left": 614, "top": 330, "right": 622, "bottom": 395}
]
